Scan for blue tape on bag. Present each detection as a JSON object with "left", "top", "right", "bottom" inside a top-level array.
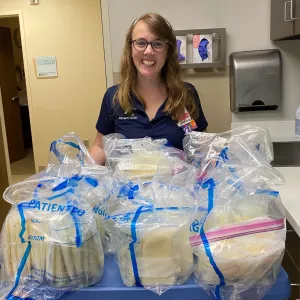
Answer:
[
  {"left": 85, "top": 177, "right": 98, "bottom": 187},
  {"left": 215, "top": 147, "right": 229, "bottom": 167},
  {"left": 47, "top": 188, "right": 74, "bottom": 201},
  {"left": 7, "top": 202, "right": 35, "bottom": 299},
  {"left": 200, "top": 178, "right": 225, "bottom": 300},
  {"left": 52, "top": 175, "right": 82, "bottom": 192},
  {"left": 129, "top": 206, "right": 144, "bottom": 287},
  {"left": 6, "top": 242, "right": 32, "bottom": 300},
  {"left": 17, "top": 203, "right": 27, "bottom": 244},
  {"left": 118, "top": 182, "right": 139, "bottom": 200},
  {"left": 33, "top": 183, "right": 43, "bottom": 199},
  {"left": 50, "top": 140, "right": 82, "bottom": 164},
  {"left": 72, "top": 213, "right": 82, "bottom": 248},
  {"left": 255, "top": 189, "right": 279, "bottom": 197}
]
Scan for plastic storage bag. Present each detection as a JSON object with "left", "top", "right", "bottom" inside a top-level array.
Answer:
[
  {"left": 102, "top": 150, "right": 197, "bottom": 254},
  {"left": 113, "top": 206, "right": 194, "bottom": 295},
  {"left": 185, "top": 128, "right": 286, "bottom": 300},
  {"left": 47, "top": 133, "right": 114, "bottom": 250},
  {"left": 104, "top": 151, "right": 198, "bottom": 295},
  {"left": 107, "top": 187, "right": 196, "bottom": 295},
  {"left": 183, "top": 125, "right": 274, "bottom": 170},
  {"left": 103, "top": 134, "right": 187, "bottom": 177},
  {"left": 183, "top": 127, "right": 284, "bottom": 187},
  {"left": 191, "top": 185, "right": 285, "bottom": 300},
  {"left": 0, "top": 133, "right": 111, "bottom": 300}
]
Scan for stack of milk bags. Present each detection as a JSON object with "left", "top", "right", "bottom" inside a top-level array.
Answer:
[
  {"left": 184, "top": 126, "right": 286, "bottom": 300},
  {"left": 0, "top": 133, "right": 113, "bottom": 300},
  {"left": 103, "top": 134, "right": 198, "bottom": 295}
]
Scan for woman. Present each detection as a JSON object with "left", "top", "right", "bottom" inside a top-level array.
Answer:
[{"left": 90, "top": 13, "right": 208, "bottom": 165}]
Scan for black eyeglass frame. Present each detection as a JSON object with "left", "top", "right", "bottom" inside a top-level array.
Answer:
[{"left": 130, "top": 39, "right": 170, "bottom": 51}]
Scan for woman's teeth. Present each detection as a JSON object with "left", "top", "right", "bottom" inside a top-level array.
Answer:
[{"left": 142, "top": 60, "right": 156, "bottom": 66}]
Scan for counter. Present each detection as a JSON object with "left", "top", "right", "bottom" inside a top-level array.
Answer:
[{"left": 275, "top": 167, "right": 300, "bottom": 236}]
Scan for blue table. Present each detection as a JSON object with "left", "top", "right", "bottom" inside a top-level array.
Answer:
[{"left": 61, "top": 255, "right": 291, "bottom": 300}]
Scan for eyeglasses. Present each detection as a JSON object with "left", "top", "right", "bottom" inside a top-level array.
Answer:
[{"left": 131, "top": 39, "right": 168, "bottom": 52}]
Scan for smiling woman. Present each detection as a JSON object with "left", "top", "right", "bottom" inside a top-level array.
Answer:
[{"left": 90, "top": 13, "right": 208, "bottom": 165}]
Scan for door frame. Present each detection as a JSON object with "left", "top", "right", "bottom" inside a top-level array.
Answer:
[
  {"left": 0, "top": 87, "right": 12, "bottom": 185},
  {"left": 100, "top": 0, "right": 113, "bottom": 88},
  {"left": 0, "top": 10, "right": 37, "bottom": 174}
]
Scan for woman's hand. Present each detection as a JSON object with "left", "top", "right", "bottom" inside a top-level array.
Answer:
[{"left": 89, "top": 132, "right": 106, "bottom": 165}]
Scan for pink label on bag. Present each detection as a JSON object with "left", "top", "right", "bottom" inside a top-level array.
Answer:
[{"left": 190, "top": 217, "right": 285, "bottom": 247}]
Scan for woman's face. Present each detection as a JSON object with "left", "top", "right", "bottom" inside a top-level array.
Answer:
[{"left": 131, "top": 21, "right": 168, "bottom": 80}]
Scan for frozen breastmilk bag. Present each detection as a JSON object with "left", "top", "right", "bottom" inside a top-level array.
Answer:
[
  {"left": 103, "top": 134, "right": 186, "bottom": 176},
  {"left": 104, "top": 157, "right": 198, "bottom": 295},
  {"left": 46, "top": 133, "right": 114, "bottom": 250},
  {"left": 80, "top": 166, "right": 114, "bottom": 251},
  {"left": 187, "top": 130, "right": 286, "bottom": 300},
  {"left": 111, "top": 206, "right": 194, "bottom": 295},
  {"left": 102, "top": 154, "right": 197, "bottom": 254},
  {"left": 0, "top": 133, "right": 114, "bottom": 299},
  {"left": 191, "top": 184, "right": 285, "bottom": 300},
  {"left": 1, "top": 176, "right": 104, "bottom": 300}
]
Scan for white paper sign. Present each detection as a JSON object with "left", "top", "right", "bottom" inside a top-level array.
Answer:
[{"left": 36, "top": 56, "right": 58, "bottom": 78}]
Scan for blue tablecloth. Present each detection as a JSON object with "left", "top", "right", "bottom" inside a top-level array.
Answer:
[{"left": 61, "top": 255, "right": 291, "bottom": 300}]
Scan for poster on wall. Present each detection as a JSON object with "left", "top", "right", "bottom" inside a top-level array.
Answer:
[
  {"left": 176, "top": 36, "right": 187, "bottom": 64},
  {"left": 35, "top": 56, "right": 58, "bottom": 78},
  {"left": 192, "top": 34, "right": 213, "bottom": 63}
]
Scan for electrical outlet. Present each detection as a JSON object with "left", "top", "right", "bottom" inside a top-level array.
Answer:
[
  {"left": 83, "top": 139, "right": 89, "bottom": 148},
  {"left": 29, "top": 0, "right": 39, "bottom": 5}
]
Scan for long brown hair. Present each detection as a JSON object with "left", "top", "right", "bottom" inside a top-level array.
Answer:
[{"left": 114, "top": 13, "right": 198, "bottom": 121}]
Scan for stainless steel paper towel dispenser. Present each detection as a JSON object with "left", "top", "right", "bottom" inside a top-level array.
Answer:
[{"left": 229, "top": 49, "right": 282, "bottom": 113}]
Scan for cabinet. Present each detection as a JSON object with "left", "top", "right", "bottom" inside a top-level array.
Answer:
[
  {"left": 271, "top": 0, "right": 300, "bottom": 40},
  {"left": 282, "top": 221, "right": 300, "bottom": 299},
  {"left": 294, "top": 0, "right": 300, "bottom": 34}
]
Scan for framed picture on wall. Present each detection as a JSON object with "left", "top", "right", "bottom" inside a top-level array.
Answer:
[
  {"left": 176, "top": 35, "right": 187, "bottom": 64},
  {"left": 192, "top": 34, "right": 213, "bottom": 63}
]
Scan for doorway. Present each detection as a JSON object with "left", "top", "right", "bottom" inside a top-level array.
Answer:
[{"left": 0, "top": 16, "right": 35, "bottom": 184}]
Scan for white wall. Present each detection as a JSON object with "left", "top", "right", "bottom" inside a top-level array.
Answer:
[
  {"left": 107, "top": 0, "right": 300, "bottom": 124},
  {"left": 223, "top": 0, "right": 300, "bottom": 123},
  {"left": 108, "top": 0, "right": 222, "bottom": 72}
]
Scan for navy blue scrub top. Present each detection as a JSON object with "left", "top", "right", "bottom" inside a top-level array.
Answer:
[{"left": 96, "top": 82, "right": 208, "bottom": 150}]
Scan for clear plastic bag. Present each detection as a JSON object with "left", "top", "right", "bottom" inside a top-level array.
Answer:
[
  {"left": 185, "top": 128, "right": 286, "bottom": 300},
  {"left": 0, "top": 133, "right": 112, "bottom": 300},
  {"left": 47, "top": 133, "right": 114, "bottom": 251},
  {"left": 102, "top": 149, "right": 198, "bottom": 255},
  {"left": 183, "top": 125, "right": 274, "bottom": 170},
  {"left": 47, "top": 132, "right": 95, "bottom": 173},
  {"left": 110, "top": 204, "right": 194, "bottom": 295},
  {"left": 103, "top": 134, "right": 187, "bottom": 174},
  {"left": 191, "top": 185, "right": 285, "bottom": 300},
  {"left": 184, "top": 128, "right": 284, "bottom": 187},
  {"left": 103, "top": 150, "right": 198, "bottom": 294}
]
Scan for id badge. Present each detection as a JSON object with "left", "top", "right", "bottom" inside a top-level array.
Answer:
[{"left": 177, "top": 110, "right": 198, "bottom": 134}]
